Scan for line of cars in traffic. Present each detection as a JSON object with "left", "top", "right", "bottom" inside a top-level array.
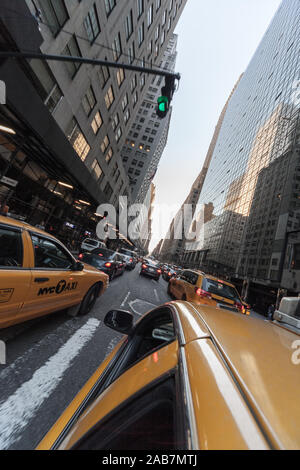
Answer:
[
  {"left": 0, "top": 217, "right": 139, "bottom": 329},
  {"left": 1, "top": 216, "right": 300, "bottom": 449},
  {"left": 78, "top": 245, "right": 137, "bottom": 281}
]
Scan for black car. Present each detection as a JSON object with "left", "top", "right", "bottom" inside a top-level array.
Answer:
[
  {"left": 162, "top": 267, "right": 178, "bottom": 282},
  {"left": 140, "top": 260, "right": 162, "bottom": 281},
  {"left": 78, "top": 248, "right": 126, "bottom": 280},
  {"left": 119, "top": 253, "right": 137, "bottom": 270}
]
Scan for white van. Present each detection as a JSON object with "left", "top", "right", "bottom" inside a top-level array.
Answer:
[{"left": 81, "top": 238, "right": 106, "bottom": 252}]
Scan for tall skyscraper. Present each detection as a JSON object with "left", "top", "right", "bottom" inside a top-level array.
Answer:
[
  {"left": 121, "top": 34, "right": 178, "bottom": 204},
  {"left": 158, "top": 76, "right": 242, "bottom": 262},
  {"left": 184, "top": 0, "right": 300, "bottom": 308}
]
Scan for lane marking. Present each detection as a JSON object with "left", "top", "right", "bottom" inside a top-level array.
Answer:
[
  {"left": 0, "top": 318, "right": 100, "bottom": 450},
  {"left": 120, "top": 291, "right": 131, "bottom": 308},
  {"left": 128, "top": 299, "right": 157, "bottom": 316},
  {"left": 154, "top": 289, "right": 160, "bottom": 303}
]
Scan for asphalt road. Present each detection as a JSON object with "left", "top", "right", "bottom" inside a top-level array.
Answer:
[{"left": 0, "top": 264, "right": 171, "bottom": 450}]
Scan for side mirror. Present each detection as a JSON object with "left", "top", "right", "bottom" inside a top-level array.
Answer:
[
  {"left": 104, "top": 310, "right": 134, "bottom": 335},
  {"left": 73, "top": 261, "right": 84, "bottom": 272}
]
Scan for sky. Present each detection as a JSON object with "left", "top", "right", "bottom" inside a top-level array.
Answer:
[{"left": 148, "top": 0, "right": 282, "bottom": 253}]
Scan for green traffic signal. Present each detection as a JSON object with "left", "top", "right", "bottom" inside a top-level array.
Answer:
[{"left": 157, "top": 96, "right": 169, "bottom": 117}]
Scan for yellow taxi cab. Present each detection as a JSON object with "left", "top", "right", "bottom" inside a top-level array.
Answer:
[
  {"left": 0, "top": 215, "right": 108, "bottom": 329},
  {"left": 37, "top": 298, "right": 300, "bottom": 450},
  {"left": 168, "top": 269, "right": 250, "bottom": 314}
]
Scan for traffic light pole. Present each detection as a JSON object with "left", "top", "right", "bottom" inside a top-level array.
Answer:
[{"left": 0, "top": 51, "right": 181, "bottom": 81}]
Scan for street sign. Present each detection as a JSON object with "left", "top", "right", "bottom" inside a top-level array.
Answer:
[{"left": 0, "top": 176, "right": 18, "bottom": 187}]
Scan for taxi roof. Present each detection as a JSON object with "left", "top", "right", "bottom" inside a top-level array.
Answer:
[
  {"left": 184, "top": 268, "right": 236, "bottom": 288},
  {"left": 0, "top": 215, "right": 55, "bottom": 238},
  {"left": 174, "top": 300, "right": 300, "bottom": 449}
]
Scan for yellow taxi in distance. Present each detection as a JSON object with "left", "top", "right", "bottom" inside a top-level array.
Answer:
[
  {"left": 0, "top": 216, "right": 108, "bottom": 329},
  {"left": 37, "top": 299, "right": 300, "bottom": 450},
  {"left": 168, "top": 270, "right": 250, "bottom": 314}
]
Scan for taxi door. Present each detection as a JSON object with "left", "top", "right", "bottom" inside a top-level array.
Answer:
[
  {"left": 173, "top": 272, "right": 189, "bottom": 299},
  {"left": 184, "top": 272, "right": 199, "bottom": 302},
  {"left": 0, "top": 223, "right": 31, "bottom": 326},
  {"left": 21, "top": 231, "right": 83, "bottom": 318}
]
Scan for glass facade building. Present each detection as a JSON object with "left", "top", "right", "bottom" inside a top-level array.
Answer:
[{"left": 185, "top": 0, "right": 300, "bottom": 305}]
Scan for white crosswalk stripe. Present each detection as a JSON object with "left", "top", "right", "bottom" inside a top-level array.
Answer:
[{"left": 0, "top": 318, "right": 100, "bottom": 450}]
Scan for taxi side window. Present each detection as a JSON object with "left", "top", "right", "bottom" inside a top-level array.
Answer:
[
  {"left": 0, "top": 227, "right": 23, "bottom": 267},
  {"left": 31, "top": 235, "right": 73, "bottom": 270},
  {"left": 187, "top": 272, "right": 198, "bottom": 286},
  {"left": 73, "top": 375, "right": 184, "bottom": 451}
]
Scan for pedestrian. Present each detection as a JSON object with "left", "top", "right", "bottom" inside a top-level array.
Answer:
[
  {"left": 267, "top": 303, "right": 275, "bottom": 321},
  {"left": 0, "top": 200, "right": 9, "bottom": 217}
]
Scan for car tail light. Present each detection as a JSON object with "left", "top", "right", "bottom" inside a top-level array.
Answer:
[
  {"left": 130, "top": 258, "right": 133, "bottom": 262},
  {"left": 157, "top": 269, "right": 162, "bottom": 274},
  {"left": 78, "top": 254, "right": 83, "bottom": 259},
  {"left": 98, "top": 253, "right": 104, "bottom": 257},
  {"left": 235, "top": 301, "right": 245, "bottom": 312},
  {"left": 105, "top": 262, "right": 112, "bottom": 267},
  {"left": 195, "top": 288, "right": 212, "bottom": 299},
  {"left": 142, "top": 264, "right": 147, "bottom": 269},
  {"left": 168, "top": 272, "right": 172, "bottom": 276}
]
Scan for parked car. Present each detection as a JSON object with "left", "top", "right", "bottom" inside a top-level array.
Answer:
[
  {"left": 140, "top": 259, "right": 162, "bottom": 281},
  {"left": 81, "top": 238, "right": 106, "bottom": 253},
  {"left": 0, "top": 216, "right": 108, "bottom": 328},
  {"left": 37, "top": 298, "right": 300, "bottom": 450},
  {"left": 78, "top": 248, "right": 126, "bottom": 281}
]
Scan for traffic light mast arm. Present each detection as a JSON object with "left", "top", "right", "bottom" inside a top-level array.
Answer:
[{"left": 0, "top": 51, "right": 181, "bottom": 81}]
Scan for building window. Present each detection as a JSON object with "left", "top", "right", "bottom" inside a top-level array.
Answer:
[
  {"left": 115, "top": 127, "right": 123, "bottom": 143},
  {"left": 131, "top": 74, "right": 137, "bottom": 92},
  {"left": 112, "top": 33, "right": 122, "bottom": 61},
  {"left": 66, "top": 118, "right": 90, "bottom": 161},
  {"left": 91, "top": 111, "right": 103, "bottom": 135},
  {"left": 104, "top": 0, "right": 116, "bottom": 16},
  {"left": 82, "top": 85, "right": 96, "bottom": 116},
  {"left": 99, "top": 64, "right": 110, "bottom": 88},
  {"left": 91, "top": 159, "right": 103, "bottom": 181},
  {"left": 147, "top": 4, "right": 153, "bottom": 28},
  {"left": 105, "top": 85, "right": 115, "bottom": 109},
  {"left": 105, "top": 147, "right": 113, "bottom": 164},
  {"left": 104, "top": 182, "right": 113, "bottom": 199},
  {"left": 138, "top": 23, "right": 144, "bottom": 47},
  {"left": 39, "top": 0, "right": 68, "bottom": 36},
  {"left": 128, "top": 42, "right": 135, "bottom": 64},
  {"left": 62, "top": 36, "right": 81, "bottom": 78},
  {"left": 84, "top": 4, "right": 100, "bottom": 43},
  {"left": 101, "top": 135, "right": 110, "bottom": 153},
  {"left": 116, "top": 68, "right": 125, "bottom": 87},
  {"left": 133, "top": 91, "right": 138, "bottom": 107},
  {"left": 125, "top": 10, "right": 133, "bottom": 40},
  {"left": 29, "top": 59, "right": 63, "bottom": 113},
  {"left": 137, "top": 0, "right": 144, "bottom": 18},
  {"left": 124, "top": 109, "right": 130, "bottom": 124},
  {"left": 122, "top": 93, "right": 129, "bottom": 111},
  {"left": 112, "top": 113, "right": 120, "bottom": 131}
]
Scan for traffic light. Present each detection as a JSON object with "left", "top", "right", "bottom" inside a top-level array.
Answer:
[{"left": 156, "top": 75, "right": 176, "bottom": 119}]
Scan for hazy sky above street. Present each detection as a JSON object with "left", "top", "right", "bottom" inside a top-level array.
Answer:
[{"left": 149, "top": 0, "right": 282, "bottom": 252}]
